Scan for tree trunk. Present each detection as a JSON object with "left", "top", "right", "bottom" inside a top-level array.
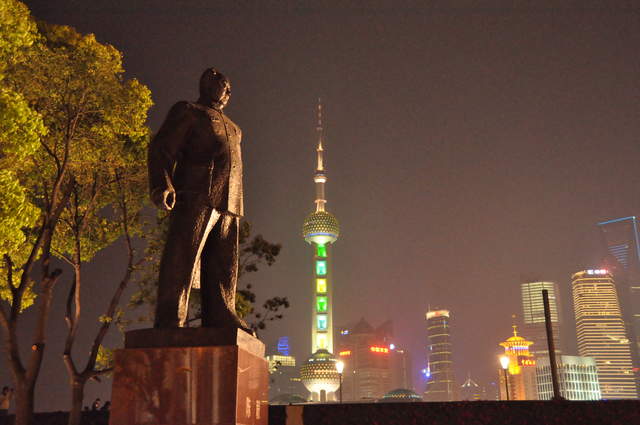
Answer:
[
  {"left": 67, "top": 379, "right": 85, "bottom": 425},
  {"left": 14, "top": 381, "right": 34, "bottom": 425}
]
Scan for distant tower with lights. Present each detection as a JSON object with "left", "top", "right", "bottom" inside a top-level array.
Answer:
[
  {"left": 300, "top": 100, "right": 341, "bottom": 402},
  {"left": 424, "top": 309, "right": 457, "bottom": 401},
  {"left": 498, "top": 325, "right": 538, "bottom": 400}
]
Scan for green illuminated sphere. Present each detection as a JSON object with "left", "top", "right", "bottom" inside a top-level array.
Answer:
[{"left": 302, "top": 211, "right": 340, "bottom": 245}]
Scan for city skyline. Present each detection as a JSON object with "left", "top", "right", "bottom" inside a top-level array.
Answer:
[{"left": 4, "top": 1, "right": 640, "bottom": 410}]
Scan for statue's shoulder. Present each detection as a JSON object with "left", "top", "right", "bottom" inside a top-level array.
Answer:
[{"left": 161, "top": 101, "right": 199, "bottom": 123}]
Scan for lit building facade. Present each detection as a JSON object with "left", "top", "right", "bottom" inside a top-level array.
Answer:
[
  {"left": 598, "top": 216, "right": 640, "bottom": 388},
  {"left": 536, "top": 355, "right": 601, "bottom": 400},
  {"left": 498, "top": 326, "right": 538, "bottom": 400},
  {"left": 424, "top": 309, "right": 456, "bottom": 401},
  {"left": 571, "top": 269, "right": 638, "bottom": 399},
  {"left": 335, "top": 319, "right": 394, "bottom": 401},
  {"left": 267, "top": 337, "right": 305, "bottom": 400},
  {"left": 520, "top": 281, "right": 561, "bottom": 357},
  {"left": 300, "top": 101, "right": 341, "bottom": 402}
]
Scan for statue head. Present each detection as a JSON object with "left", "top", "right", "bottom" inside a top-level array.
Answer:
[{"left": 199, "top": 68, "right": 231, "bottom": 110}]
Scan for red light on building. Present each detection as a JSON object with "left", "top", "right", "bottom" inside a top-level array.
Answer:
[
  {"left": 339, "top": 350, "right": 351, "bottom": 356},
  {"left": 369, "top": 346, "right": 389, "bottom": 353}
]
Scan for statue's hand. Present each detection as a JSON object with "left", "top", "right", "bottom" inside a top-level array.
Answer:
[
  {"left": 151, "top": 187, "right": 176, "bottom": 211},
  {"left": 161, "top": 187, "right": 176, "bottom": 211},
  {"left": 152, "top": 169, "right": 177, "bottom": 211}
]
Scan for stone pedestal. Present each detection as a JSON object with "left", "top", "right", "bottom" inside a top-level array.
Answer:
[{"left": 109, "top": 328, "right": 268, "bottom": 425}]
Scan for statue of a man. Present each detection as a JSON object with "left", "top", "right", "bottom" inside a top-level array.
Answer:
[{"left": 148, "top": 68, "right": 247, "bottom": 331}]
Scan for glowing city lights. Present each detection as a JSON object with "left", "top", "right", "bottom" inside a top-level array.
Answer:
[
  {"left": 316, "top": 334, "right": 328, "bottom": 349},
  {"left": 518, "top": 358, "right": 536, "bottom": 367},
  {"left": 316, "top": 260, "right": 327, "bottom": 276},
  {"left": 316, "top": 278, "right": 327, "bottom": 293},
  {"left": 316, "top": 296, "right": 327, "bottom": 312},
  {"left": 317, "top": 314, "right": 328, "bottom": 330},
  {"left": 370, "top": 346, "right": 389, "bottom": 353}
]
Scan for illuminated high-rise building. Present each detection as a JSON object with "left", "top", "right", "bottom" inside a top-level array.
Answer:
[
  {"left": 300, "top": 101, "right": 341, "bottom": 402},
  {"left": 498, "top": 326, "right": 538, "bottom": 400},
  {"left": 267, "top": 337, "right": 305, "bottom": 401},
  {"left": 520, "top": 281, "right": 561, "bottom": 357},
  {"left": 571, "top": 269, "right": 637, "bottom": 399},
  {"left": 335, "top": 319, "right": 394, "bottom": 400},
  {"left": 536, "top": 355, "right": 601, "bottom": 400},
  {"left": 390, "top": 345, "right": 413, "bottom": 392},
  {"left": 424, "top": 309, "right": 456, "bottom": 401},
  {"left": 598, "top": 216, "right": 640, "bottom": 383}
]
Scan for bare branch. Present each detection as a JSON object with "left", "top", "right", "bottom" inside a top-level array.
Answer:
[{"left": 83, "top": 171, "right": 136, "bottom": 375}]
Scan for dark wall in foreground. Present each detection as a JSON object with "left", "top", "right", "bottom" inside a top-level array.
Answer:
[
  {"left": 270, "top": 400, "right": 638, "bottom": 425},
  {"left": 1, "top": 400, "right": 638, "bottom": 425},
  {"left": 0, "top": 411, "right": 107, "bottom": 425}
]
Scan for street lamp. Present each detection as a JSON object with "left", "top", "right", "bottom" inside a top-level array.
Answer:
[
  {"left": 499, "top": 356, "right": 510, "bottom": 401},
  {"left": 335, "top": 360, "right": 345, "bottom": 403}
]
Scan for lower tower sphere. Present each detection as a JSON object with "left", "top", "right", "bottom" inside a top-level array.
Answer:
[{"left": 300, "top": 349, "right": 341, "bottom": 402}]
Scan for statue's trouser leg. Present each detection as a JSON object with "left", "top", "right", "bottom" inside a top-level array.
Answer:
[
  {"left": 153, "top": 204, "right": 220, "bottom": 328},
  {"left": 200, "top": 214, "right": 240, "bottom": 327}
]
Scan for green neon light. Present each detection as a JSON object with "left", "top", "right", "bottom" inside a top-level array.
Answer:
[
  {"left": 316, "top": 244, "right": 327, "bottom": 258},
  {"left": 316, "top": 296, "right": 327, "bottom": 312},
  {"left": 316, "top": 278, "right": 327, "bottom": 293},
  {"left": 316, "top": 260, "right": 327, "bottom": 276},
  {"left": 317, "top": 314, "right": 328, "bottom": 330}
]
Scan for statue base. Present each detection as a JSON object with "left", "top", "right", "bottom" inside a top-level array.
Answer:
[{"left": 109, "top": 328, "right": 268, "bottom": 425}]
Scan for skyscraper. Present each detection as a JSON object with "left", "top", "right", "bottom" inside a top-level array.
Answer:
[
  {"left": 300, "top": 101, "right": 341, "bottom": 402},
  {"left": 424, "top": 309, "right": 456, "bottom": 401},
  {"left": 536, "top": 355, "right": 601, "bottom": 400},
  {"left": 598, "top": 216, "right": 640, "bottom": 380},
  {"left": 335, "top": 319, "right": 394, "bottom": 400},
  {"left": 498, "top": 326, "right": 538, "bottom": 400},
  {"left": 267, "top": 337, "right": 306, "bottom": 401},
  {"left": 571, "top": 269, "right": 637, "bottom": 399},
  {"left": 389, "top": 345, "right": 413, "bottom": 392},
  {"left": 520, "top": 281, "right": 561, "bottom": 356}
]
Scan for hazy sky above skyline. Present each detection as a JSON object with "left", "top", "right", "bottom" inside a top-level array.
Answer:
[{"left": 3, "top": 0, "right": 640, "bottom": 410}]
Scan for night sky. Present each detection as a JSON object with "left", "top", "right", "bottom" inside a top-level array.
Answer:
[{"left": 3, "top": 0, "right": 640, "bottom": 410}]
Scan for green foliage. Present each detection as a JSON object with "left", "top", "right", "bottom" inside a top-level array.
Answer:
[
  {"left": 0, "top": 7, "right": 152, "bottom": 311},
  {"left": 0, "top": 2, "right": 46, "bottom": 308},
  {"left": 0, "top": 0, "right": 38, "bottom": 74},
  {"left": 95, "top": 345, "right": 113, "bottom": 373}
]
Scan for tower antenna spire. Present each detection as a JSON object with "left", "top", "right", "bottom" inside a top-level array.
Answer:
[
  {"left": 316, "top": 98, "right": 324, "bottom": 171},
  {"left": 313, "top": 98, "right": 326, "bottom": 211}
]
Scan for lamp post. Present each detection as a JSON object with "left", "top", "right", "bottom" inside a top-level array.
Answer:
[
  {"left": 336, "top": 360, "right": 344, "bottom": 403},
  {"left": 499, "top": 356, "right": 510, "bottom": 401}
]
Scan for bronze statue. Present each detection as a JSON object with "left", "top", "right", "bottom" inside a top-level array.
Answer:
[{"left": 148, "top": 68, "right": 247, "bottom": 331}]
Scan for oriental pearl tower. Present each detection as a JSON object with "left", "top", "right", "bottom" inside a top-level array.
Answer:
[{"left": 299, "top": 100, "right": 341, "bottom": 402}]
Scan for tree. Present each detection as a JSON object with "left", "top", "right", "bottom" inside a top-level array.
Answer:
[
  {"left": 0, "top": 4, "right": 152, "bottom": 424},
  {"left": 128, "top": 219, "right": 289, "bottom": 334},
  {"left": 0, "top": 3, "right": 60, "bottom": 425}
]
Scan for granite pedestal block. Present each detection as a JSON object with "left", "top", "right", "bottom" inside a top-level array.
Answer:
[{"left": 109, "top": 328, "right": 268, "bottom": 425}]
